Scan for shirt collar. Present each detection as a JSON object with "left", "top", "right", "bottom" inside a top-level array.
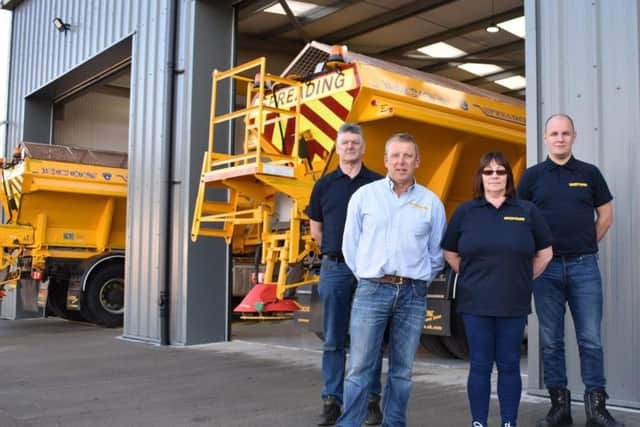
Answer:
[
  {"left": 543, "top": 155, "right": 577, "bottom": 171},
  {"left": 334, "top": 164, "right": 371, "bottom": 180},
  {"left": 474, "top": 196, "right": 517, "bottom": 207},
  {"left": 384, "top": 175, "right": 416, "bottom": 193}
]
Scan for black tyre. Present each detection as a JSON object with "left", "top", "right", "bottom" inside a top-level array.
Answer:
[
  {"left": 441, "top": 312, "right": 469, "bottom": 359},
  {"left": 84, "top": 262, "right": 124, "bottom": 327},
  {"left": 46, "top": 278, "right": 86, "bottom": 322},
  {"left": 420, "top": 334, "right": 453, "bottom": 358}
]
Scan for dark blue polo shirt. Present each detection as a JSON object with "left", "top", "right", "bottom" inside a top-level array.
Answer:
[
  {"left": 306, "top": 165, "right": 382, "bottom": 256},
  {"left": 517, "top": 156, "right": 613, "bottom": 256},
  {"left": 440, "top": 197, "right": 552, "bottom": 317}
]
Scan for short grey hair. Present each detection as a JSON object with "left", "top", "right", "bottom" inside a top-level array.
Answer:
[
  {"left": 337, "top": 122, "right": 363, "bottom": 137},
  {"left": 544, "top": 113, "right": 576, "bottom": 133},
  {"left": 384, "top": 132, "right": 419, "bottom": 157}
]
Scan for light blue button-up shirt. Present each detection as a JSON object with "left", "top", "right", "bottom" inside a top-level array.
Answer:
[{"left": 342, "top": 176, "right": 446, "bottom": 283}]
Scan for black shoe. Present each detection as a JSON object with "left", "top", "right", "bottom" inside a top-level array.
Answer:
[
  {"left": 537, "top": 388, "right": 573, "bottom": 427},
  {"left": 317, "top": 396, "right": 341, "bottom": 426},
  {"left": 584, "top": 390, "right": 625, "bottom": 427},
  {"left": 364, "top": 395, "right": 382, "bottom": 425}
]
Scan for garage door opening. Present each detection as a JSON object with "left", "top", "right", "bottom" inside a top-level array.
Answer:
[{"left": 2, "top": 39, "right": 132, "bottom": 327}]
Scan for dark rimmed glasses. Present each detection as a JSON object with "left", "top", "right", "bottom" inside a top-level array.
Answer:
[{"left": 481, "top": 169, "right": 508, "bottom": 176}]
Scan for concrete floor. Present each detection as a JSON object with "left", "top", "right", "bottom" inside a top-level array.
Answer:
[{"left": 0, "top": 317, "right": 638, "bottom": 427}]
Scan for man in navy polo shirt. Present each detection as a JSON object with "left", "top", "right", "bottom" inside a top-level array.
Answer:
[
  {"left": 307, "top": 123, "right": 384, "bottom": 426},
  {"left": 518, "top": 114, "right": 622, "bottom": 427}
]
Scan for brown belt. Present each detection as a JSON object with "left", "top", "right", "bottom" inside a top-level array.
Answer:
[{"left": 365, "top": 275, "right": 414, "bottom": 285}]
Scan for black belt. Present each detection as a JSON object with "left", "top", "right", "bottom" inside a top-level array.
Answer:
[
  {"left": 323, "top": 254, "right": 345, "bottom": 263},
  {"left": 553, "top": 254, "right": 588, "bottom": 261},
  {"left": 366, "top": 275, "right": 414, "bottom": 285}
]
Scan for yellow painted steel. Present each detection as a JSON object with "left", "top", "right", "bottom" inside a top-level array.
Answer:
[
  {"left": 0, "top": 143, "right": 127, "bottom": 283},
  {"left": 192, "top": 48, "right": 526, "bottom": 308}
]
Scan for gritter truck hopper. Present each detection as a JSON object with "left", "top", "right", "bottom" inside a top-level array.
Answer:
[
  {"left": 190, "top": 42, "right": 526, "bottom": 358},
  {"left": 0, "top": 142, "right": 127, "bottom": 327}
]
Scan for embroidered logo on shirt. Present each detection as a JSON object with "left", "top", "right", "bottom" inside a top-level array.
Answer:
[
  {"left": 503, "top": 216, "right": 525, "bottom": 222},
  {"left": 408, "top": 201, "right": 430, "bottom": 211},
  {"left": 568, "top": 182, "right": 588, "bottom": 187}
]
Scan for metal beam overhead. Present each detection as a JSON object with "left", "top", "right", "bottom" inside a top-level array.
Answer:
[
  {"left": 390, "top": 55, "right": 522, "bottom": 67},
  {"left": 321, "top": 0, "right": 456, "bottom": 44},
  {"left": 377, "top": 6, "right": 524, "bottom": 57},
  {"left": 236, "top": 0, "right": 279, "bottom": 20},
  {"left": 502, "top": 88, "right": 525, "bottom": 98},
  {"left": 278, "top": 0, "right": 311, "bottom": 42},
  {"left": 259, "top": 0, "right": 358, "bottom": 40},
  {"left": 462, "top": 66, "right": 525, "bottom": 85},
  {"left": 420, "top": 39, "right": 524, "bottom": 73},
  {"left": 236, "top": 34, "right": 306, "bottom": 54}
]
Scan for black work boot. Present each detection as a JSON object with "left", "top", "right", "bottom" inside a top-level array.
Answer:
[
  {"left": 537, "top": 388, "right": 573, "bottom": 427},
  {"left": 364, "top": 395, "right": 382, "bottom": 425},
  {"left": 317, "top": 396, "right": 341, "bottom": 426},
  {"left": 584, "top": 390, "right": 625, "bottom": 427}
]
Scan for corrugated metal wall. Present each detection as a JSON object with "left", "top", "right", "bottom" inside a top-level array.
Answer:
[
  {"left": 6, "top": 0, "right": 173, "bottom": 343},
  {"left": 526, "top": 0, "right": 640, "bottom": 407}
]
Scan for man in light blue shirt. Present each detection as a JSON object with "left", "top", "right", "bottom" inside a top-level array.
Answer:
[{"left": 337, "top": 133, "right": 446, "bottom": 427}]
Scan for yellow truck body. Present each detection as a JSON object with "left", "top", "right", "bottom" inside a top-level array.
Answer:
[
  {"left": 191, "top": 42, "right": 526, "bottom": 357},
  {"left": 0, "top": 142, "right": 127, "bottom": 326}
]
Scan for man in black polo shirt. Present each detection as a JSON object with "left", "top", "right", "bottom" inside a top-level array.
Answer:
[
  {"left": 518, "top": 114, "right": 622, "bottom": 427},
  {"left": 307, "top": 123, "right": 383, "bottom": 426}
]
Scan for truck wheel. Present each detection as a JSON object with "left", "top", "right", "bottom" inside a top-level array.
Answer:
[
  {"left": 84, "top": 263, "right": 124, "bottom": 327},
  {"left": 420, "top": 334, "right": 453, "bottom": 358},
  {"left": 441, "top": 313, "right": 469, "bottom": 359},
  {"left": 47, "top": 278, "right": 86, "bottom": 322}
]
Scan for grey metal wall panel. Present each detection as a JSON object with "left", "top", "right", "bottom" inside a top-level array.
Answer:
[
  {"left": 5, "top": 0, "right": 172, "bottom": 343},
  {"left": 526, "top": 0, "right": 640, "bottom": 407},
  {"left": 169, "top": 0, "right": 234, "bottom": 345}
]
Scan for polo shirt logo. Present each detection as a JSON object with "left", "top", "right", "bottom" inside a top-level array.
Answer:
[
  {"left": 568, "top": 182, "right": 588, "bottom": 187},
  {"left": 408, "top": 201, "right": 429, "bottom": 211},
  {"left": 504, "top": 216, "right": 526, "bottom": 222}
]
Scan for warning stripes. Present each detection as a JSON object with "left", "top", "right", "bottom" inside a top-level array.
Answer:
[
  {"left": 4, "top": 175, "right": 23, "bottom": 210},
  {"left": 262, "top": 87, "right": 359, "bottom": 162}
]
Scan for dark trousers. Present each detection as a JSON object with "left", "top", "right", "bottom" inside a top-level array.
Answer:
[{"left": 463, "top": 314, "right": 527, "bottom": 426}]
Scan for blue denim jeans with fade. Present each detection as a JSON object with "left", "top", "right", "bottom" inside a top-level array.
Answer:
[
  {"left": 318, "top": 258, "right": 382, "bottom": 404},
  {"left": 337, "top": 278, "right": 427, "bottom": 427},
  {"left": 533, "top": 254, "right": 606, "bottom": 392}
]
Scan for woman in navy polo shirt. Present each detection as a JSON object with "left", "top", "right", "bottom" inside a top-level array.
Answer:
[{"left": 441, "top": 152, "right": 553, "bottom": 427}]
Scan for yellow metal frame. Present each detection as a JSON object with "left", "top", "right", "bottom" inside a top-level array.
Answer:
[{"left": 191, "top": 58, "right": 321, "bottom": 301}]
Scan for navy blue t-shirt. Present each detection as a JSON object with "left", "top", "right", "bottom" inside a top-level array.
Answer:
[
  {"left": 440, "top": 197, "right": 552, "bottom": 317},
  {"left": 306, "top": 165, "right": 382, "bottom": 256},
  {"left": 517, "top": 156, "right": 613, "bottom": 256}
]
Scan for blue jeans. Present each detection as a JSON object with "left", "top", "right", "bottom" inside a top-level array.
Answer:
[
  {"left": 463, "top": 314, "right": 527, "bottom": 427},
  {"left": 318, "top": 258, "right": 382, "bottom": 403},
  {"left": 533, "top": 255, "right": 606, "bottom": 392},
  {"left": 337, "top": 279, "right": 427, "bottom": 427}
]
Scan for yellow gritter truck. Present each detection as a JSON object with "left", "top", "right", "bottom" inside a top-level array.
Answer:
[
  {"left": 190, "top": 41, "right": 526, "bottom": 358},
  {"left": 0, "top": 142, "right": 127, "bottom": 326}
]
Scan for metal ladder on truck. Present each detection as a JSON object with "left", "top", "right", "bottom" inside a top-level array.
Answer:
[{"left": 191, "top": 57, "right": 321, "bottom": 316}]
